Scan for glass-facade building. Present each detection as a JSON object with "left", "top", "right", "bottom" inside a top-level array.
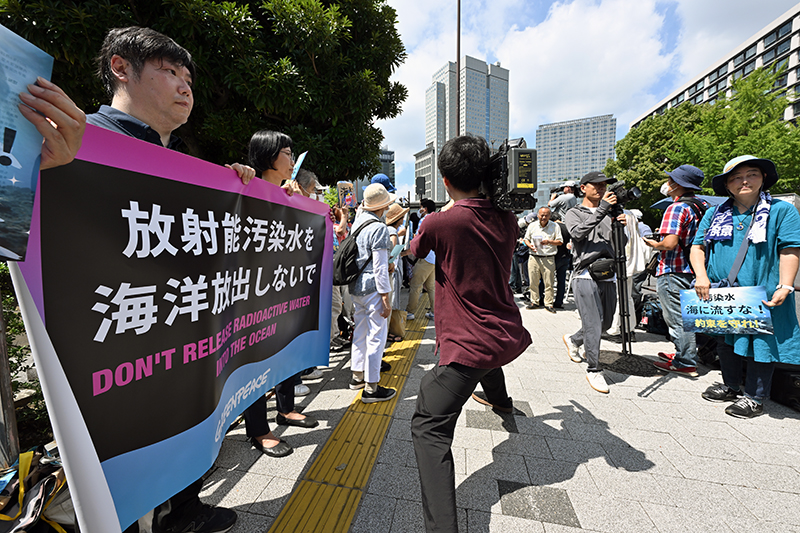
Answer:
[{"left": 416, "top": 56, "right": 509, "bottom": 203}]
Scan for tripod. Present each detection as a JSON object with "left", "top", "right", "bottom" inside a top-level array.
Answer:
[{"left": 609, "top": 210, "right": 633, "bottom": 357}]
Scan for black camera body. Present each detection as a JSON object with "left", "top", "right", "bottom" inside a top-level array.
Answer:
[
  {"left": 487, "top": 138, "right": 538, "bottom": 212},
  {"left": 607, "top": 180, "right": 642, "bottom": 209}
]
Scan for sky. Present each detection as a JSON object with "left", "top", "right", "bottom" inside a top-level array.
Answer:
[{"left": 375, "top": 0, "right": 800, "bottom": 200}]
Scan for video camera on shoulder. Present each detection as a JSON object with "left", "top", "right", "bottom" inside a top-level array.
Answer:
[{"left": 487, "top": 138, "right": 537, "bottom": 212}]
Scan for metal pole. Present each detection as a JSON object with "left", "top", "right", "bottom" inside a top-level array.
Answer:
[
  {"left": 457, "top": 0, "right": 460, "bottom": 137},
  {"left": 0, "top": 289, "right": 20, "bottom": 468}
]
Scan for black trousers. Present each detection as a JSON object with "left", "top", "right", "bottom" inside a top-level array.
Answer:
[
  {"left": 243, "top": 373, "right": 298, "bottom": 437},
  {"left": 411, "top": 363, "right": 510, "bottom": 532}
]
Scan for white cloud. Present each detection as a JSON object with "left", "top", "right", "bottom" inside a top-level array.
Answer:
[
  {"left": 673, "top": 0, "right": 799, "bottom": 85},
  {"left": 496, "top": 0, "right": 672, "bottom": 134},
  {"left": 378, "top": 0, "right": 800, "bottom": 193}
]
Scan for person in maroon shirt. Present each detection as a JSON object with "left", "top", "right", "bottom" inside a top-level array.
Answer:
[{"left": 410, "top": 135, "right": 531, "bottom": 532}]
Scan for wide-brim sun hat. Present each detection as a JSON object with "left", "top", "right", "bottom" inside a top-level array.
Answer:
[
  {"left": 385, "top": 203, "right": 409, "bottom": 225},
  {"left": 712, "top": 155, "right": 778, "bottom": 196},
  {"left": 665, "top": 164, "right": 704, "bottom": 191},
  {"left": 362, "top": 183, "right": 396, "bottom": 212}
]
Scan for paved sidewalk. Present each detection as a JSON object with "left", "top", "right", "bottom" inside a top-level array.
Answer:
[{"left": 202, "top": 289, "right": 800, "bottom": 533}]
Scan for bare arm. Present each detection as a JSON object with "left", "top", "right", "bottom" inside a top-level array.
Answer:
[
  {"left": 690, "top": 244, "right": 710, "bottom": 300},
  {"left": 644, "top": 234, "right": 679, "bottom": 251},
  {"left": 764, "top": 248, "right": 800, "bottom": 307}
]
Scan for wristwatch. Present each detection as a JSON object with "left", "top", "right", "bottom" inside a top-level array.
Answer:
[{"left": 776, "top": 284, "right": 795, "bottom": 292}]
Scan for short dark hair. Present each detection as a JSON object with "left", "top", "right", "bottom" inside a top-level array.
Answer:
[
  {"left": 420, "top": 199, "right": 436, "bottom": 213},
  {"left": 438, "top": 135, "right": 490, "bottom": 193},
  {"left": 96, "top": 27, "right": 196, "bottom": 97},
  {"left": 248, "top": 130, "right": 293, "bottom": 176}
]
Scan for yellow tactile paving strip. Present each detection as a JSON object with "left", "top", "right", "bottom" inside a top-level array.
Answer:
[{"left": 268, "top": 296, "right": 431, "bottom": 533}]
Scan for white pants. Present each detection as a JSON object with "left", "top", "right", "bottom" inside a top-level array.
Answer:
[{"left": 351, "top": 292, "right": 388, "bottom": 383}]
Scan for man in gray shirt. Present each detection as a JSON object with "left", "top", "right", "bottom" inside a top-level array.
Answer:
[{"left": 562, "top": 172, "right": 627, "bottom": 394}]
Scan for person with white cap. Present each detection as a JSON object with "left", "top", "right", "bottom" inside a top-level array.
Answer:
[
  {"left": 549, "top": 180, "right": 578, "bottom": 220},
  {"left": 644, "top": 165, "right": 708, "bottom": 376},
  {"left": 691, "top": 155, "right": 800, "bottom": 418},
  {"left": 348, "top": 183, "right": 398, "bottom": 403}
]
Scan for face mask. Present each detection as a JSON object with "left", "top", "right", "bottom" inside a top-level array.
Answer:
[
  {"left": 660, "top": 182, "right": 671, "bottom": 197},
  {"left": 417, "top": 209, "right": 424, "bottom": 218},
  {"left": 308, "top": 193, "right": 319, "bottom": 201}
]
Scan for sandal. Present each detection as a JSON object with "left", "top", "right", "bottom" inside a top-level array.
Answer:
[{"left": 387, "top": 334, "right": 403, "bottom": 342}]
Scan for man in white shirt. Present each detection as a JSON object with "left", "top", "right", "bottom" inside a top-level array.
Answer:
[{"left": 524, "top": 206, "right": 562, "bottom": 313}]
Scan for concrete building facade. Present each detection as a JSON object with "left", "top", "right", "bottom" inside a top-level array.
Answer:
[
  {"left": 534, "top": 114, "right": 617, "bottom": 209},
  {"left": 632, "top": 4, "right": 800, "bottom": 128}
]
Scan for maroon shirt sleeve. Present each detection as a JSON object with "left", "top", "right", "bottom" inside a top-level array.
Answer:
[{"left": 415, "top": 200, "right": 531, "bottom": 369}]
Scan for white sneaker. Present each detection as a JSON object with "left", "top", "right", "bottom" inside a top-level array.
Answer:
[
  {"left": 425, "top": 311, "right": 434, "bottom": 319},
  {"left": 302, "top": 368, "right": 324, "bottom": 380},
  {"left": 586, "top": 371, "right": 609, "bottom": 394},
  {"left": 406, "top": 312, "right": 415, "bottom": 320},
  {"left": 563, "top": 334, "right": 583, "bottom": 363},
  {"left": 294, "top": 384, "right": 311, "bottom": 397}
]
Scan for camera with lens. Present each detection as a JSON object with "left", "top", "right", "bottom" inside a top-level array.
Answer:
[
  {"left": 606, "top": 180, "right": 641, "bottom": 210},
  {"left": 486, "top": 138, "right": 538, "bottom": 212}
]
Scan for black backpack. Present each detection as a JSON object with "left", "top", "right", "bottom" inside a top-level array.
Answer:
[{"left": 333, "top": 219, "right": 380, "bottom": 286}]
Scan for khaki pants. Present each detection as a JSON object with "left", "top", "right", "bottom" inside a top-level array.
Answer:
[
  {"left": 528, "top": 255, "right": 555, "bottom": 307},
  {"left": 407, "top": 258, "right": 435, "bottom": 314}
]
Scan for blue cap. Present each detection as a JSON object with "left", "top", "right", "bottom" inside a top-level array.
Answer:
[
  {"left": 665, "top": 165, "right": 704, "bottom": 191},
  {"left": 365, "top": 173, "right": 396, "bottom": 193}
]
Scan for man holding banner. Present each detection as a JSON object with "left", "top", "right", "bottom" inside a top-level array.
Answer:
[
  {"left": 87, "top": 26, "right": 250, "bottom": 533},
  {"left": 12, "top": 23, "right": 331, "bottom": 533}
]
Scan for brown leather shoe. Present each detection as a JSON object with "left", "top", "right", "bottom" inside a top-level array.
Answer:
[{"left": 471, "top": 392, "right": 513, "bottom": 413}]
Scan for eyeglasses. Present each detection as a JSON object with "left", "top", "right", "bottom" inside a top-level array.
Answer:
[{"left": 281, "top": 149, "right": 295, "bottom": 161}]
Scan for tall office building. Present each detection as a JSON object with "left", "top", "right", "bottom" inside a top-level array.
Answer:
[
  {"left": 379, "top": 147, "right": 395, "bottom": 185},
  {"left": 416, "top": 56, "right": 509, "bottom": 203},
  {"left": 354, "top": 147, "right": 396, "bottom": 203},
  {"left": 632, "top": 3, "right": 800, "bottom": 127},
  {"left": 534, "top": 115, "right": 617, "bottom": 209}
]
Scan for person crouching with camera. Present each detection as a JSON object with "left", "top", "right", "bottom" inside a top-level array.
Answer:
[
  {"left": 410, "top": 135, "right": 531, "bottom": 532},
  {"left": 563, "top": 171, "right": 627, "bottom": 394}
]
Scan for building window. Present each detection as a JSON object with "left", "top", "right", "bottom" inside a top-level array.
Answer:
[
  {"left": 708, "top": 64, "right": 728, "bottom": 83},
  {"left": 763, "top": 38, "right": 791, "bottom": 65},
  {"left": 764, "top": 20, "right": 793, "bottom": 48},
  {"left": 733, "top": 44, "right": 757, "bottom": 67},
  {"left": 708, "top": 78, "right": 727, "bottom": 97},
  {"left": 688, "top": 79, "right": 705, "bottom": 96},
  {"left": 692, "top": 93, "right": 704, "bottom": 105},
  {"left": 733, "top": 59, "right": 757, "bottom": 81}
]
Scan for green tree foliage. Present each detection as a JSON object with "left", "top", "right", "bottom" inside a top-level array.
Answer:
[
  {"left": 605, "top": 103, "right": 704, "bottom": 226},
  {"left": 606, "top": 65, "right": 800, "bottom": 227},
  {"left": 0, "top": 0, "right": 407, "bottom": 183}
]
